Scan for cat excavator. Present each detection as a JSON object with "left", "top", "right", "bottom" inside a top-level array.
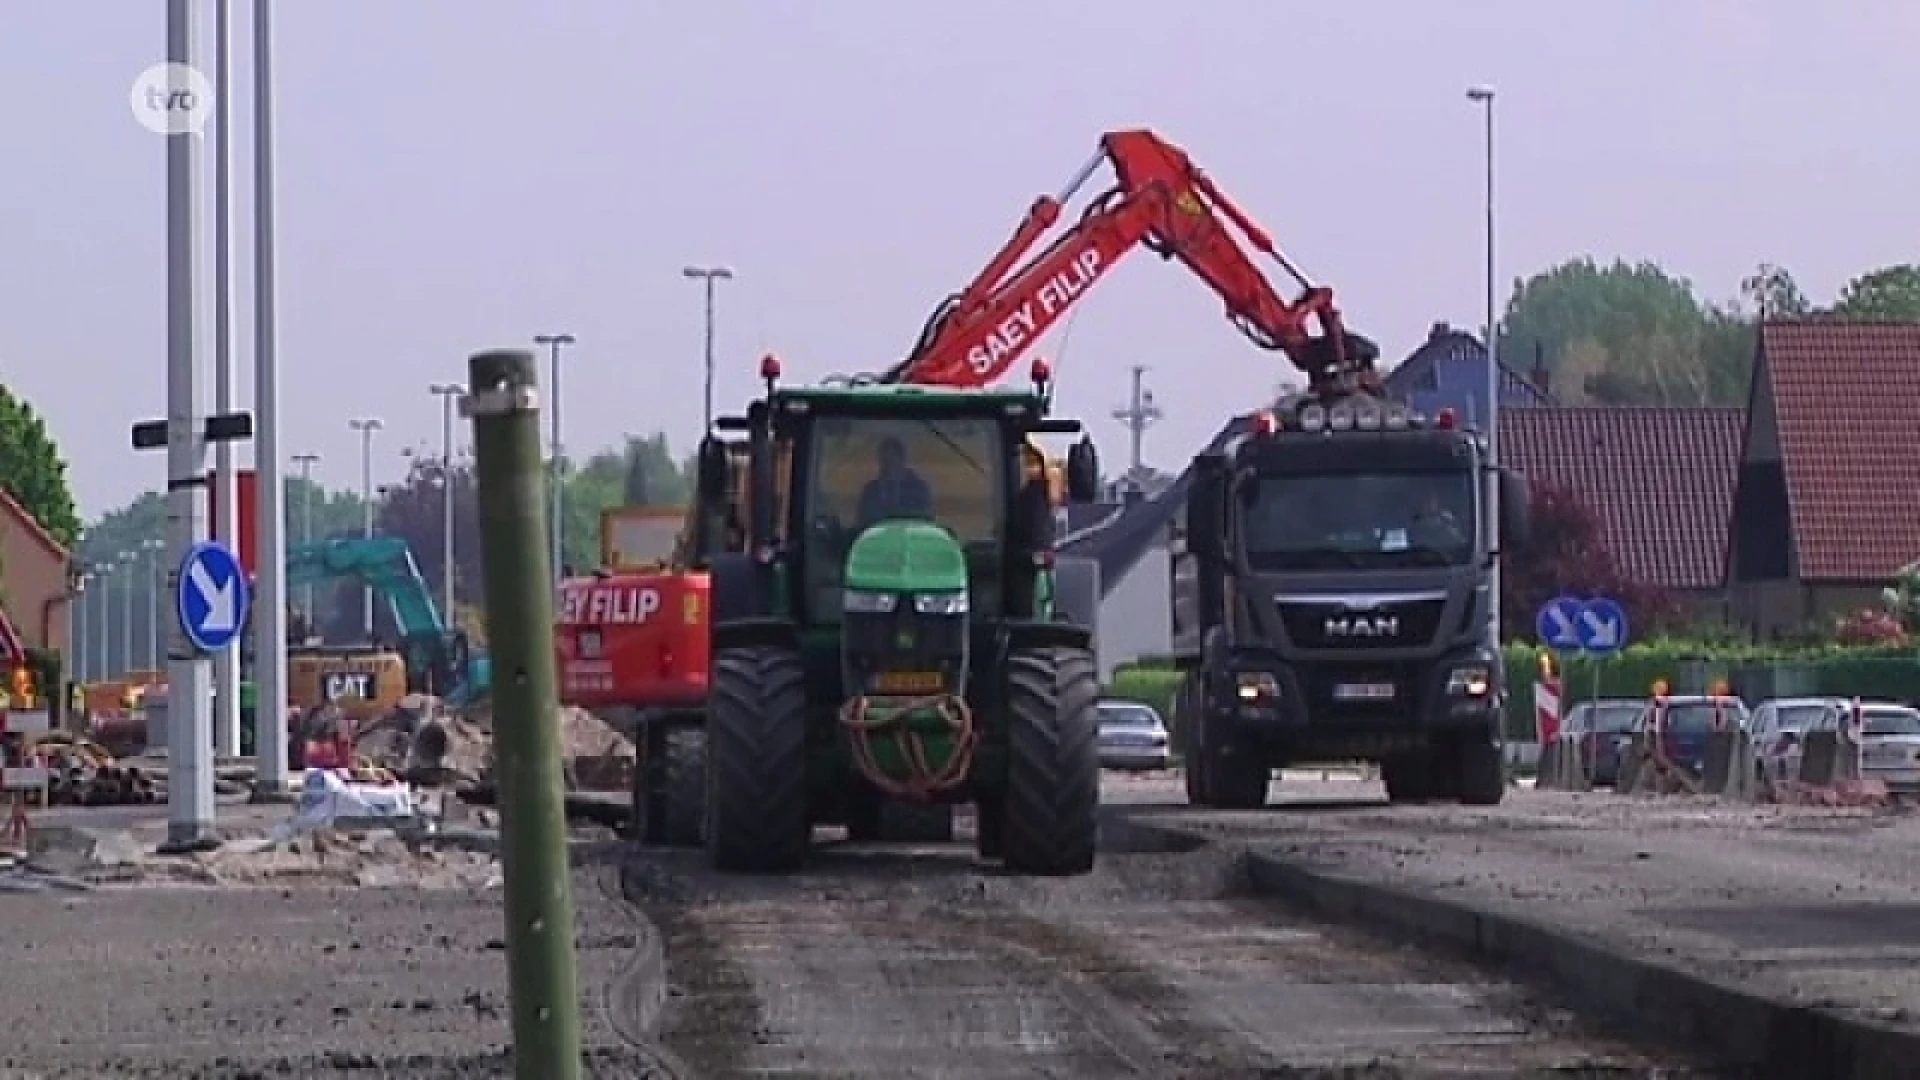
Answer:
[{"left": 559, "top": 127, "right": 1375, "bottom": 847}]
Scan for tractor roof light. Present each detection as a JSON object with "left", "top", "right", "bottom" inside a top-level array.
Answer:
[
  {"left": 1383, "top": 405, "right": 1411, "bottom": 430},
  {"left": 1252, "top": 410, "right": 1278, "bottom": 436},
  {"left": 1353, "top": 401, "right": 1383, "bottom": 430},
  {"left": 758, "top": 352, "right": 782, "bottom": 382},
  {"left": 1297, "top": 403, "right": 1327, "bottom": 432},
  {"left": 1435, "top": 408, "right": 1458, "bottom": 430},
  {"left": 1030, "top": 356, "right": 1052, "bottom": 385},
  {"left": 1327, "top": 402, "right": 1356, "bottom": 431}
]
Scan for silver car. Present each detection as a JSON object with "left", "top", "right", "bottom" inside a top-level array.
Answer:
[
  {"left": 1097, "top": 699, "right": 1171, "bottom": 771},
  {"left": 1858, "top": 704, "right": 1920, "bottom": 792}
]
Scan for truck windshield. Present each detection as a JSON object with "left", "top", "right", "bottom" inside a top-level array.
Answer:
[{"left": 1238, "top": 471, "right": 1477, "bottom": 571}]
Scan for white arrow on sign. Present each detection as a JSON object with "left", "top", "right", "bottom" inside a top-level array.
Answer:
[
  {"left": 1580, "top": 607, "right": 1620, "bottom": 649},
  {"left": 1546, "top": 603, "right": 1578, "bottom": 642},
  {"left": 188, "top": 558, "right": 239, "bottom": 633}
]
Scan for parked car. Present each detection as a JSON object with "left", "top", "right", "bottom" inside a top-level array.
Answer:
[
  {"left": 1561, "top": 698, "right": 1646, "bottom": 786},
  {"left": 1096, "top": 698, "right": 1171, "bottom": 771},
  {"left": 1749, "top": 697, "right": 1845, "bottom": 791},
  {"left": 1636, "top": 695, "right": 1750, "bottom": 777},
  {"left": 1857, "top": 703, "right": 1920, "bottom": 792}
]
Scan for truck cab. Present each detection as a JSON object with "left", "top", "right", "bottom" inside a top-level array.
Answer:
[{"left": 1172, "top": 392, "right": 1530, "bottom": 809}]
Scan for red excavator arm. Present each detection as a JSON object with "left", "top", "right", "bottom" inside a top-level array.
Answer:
[{"left": 884, "top": 129, "right": 1376, "bottom": 394}]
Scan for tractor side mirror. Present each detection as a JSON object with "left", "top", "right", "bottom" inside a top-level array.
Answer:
[
  {"left": 1065, "top": 437, "right": 1100, "bottom": 504},
  {"left": 1186, "top": 453, "right": 1227, "bottom": 564},
  {"left": 1498, "top": 468, "right": 1532, "bottom": 551},
  {"left": 696, "top": 436, "right": 730, "bottom": 502}
]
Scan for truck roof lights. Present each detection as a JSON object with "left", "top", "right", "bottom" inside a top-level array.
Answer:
[
  {"left": 1354, "top": 401, "right": 1383, "bottom": 430},
  {"left": 1297, "top": 403, "right": 1327, "bottom": 432},
  {"left": 1327, "top": 402, "right": 1356, "bottom": 431},
  {"left": 1383, "top": 405, "right": 1411, "bottom": 430}
]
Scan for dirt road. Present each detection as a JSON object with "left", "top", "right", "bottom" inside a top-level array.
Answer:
[{"left": 622, "top": 792, "right": 1703, "bottom": 1078}]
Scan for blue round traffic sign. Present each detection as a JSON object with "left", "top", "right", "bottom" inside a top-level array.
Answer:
[{"left": 176, "top": 541, "right": 252, "bottom": 653}]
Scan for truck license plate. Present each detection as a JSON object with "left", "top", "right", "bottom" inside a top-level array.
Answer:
[
  {"left": 1334, "top": 682, "right": 1395, "bottom": 701},
  {"left": 874, "top": 671, "right": 942, "bottom": 694}
]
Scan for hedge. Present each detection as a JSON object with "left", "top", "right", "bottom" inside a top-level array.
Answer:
[{"left": 1104, "top": 643, "right": 1920, "bottom": 742}]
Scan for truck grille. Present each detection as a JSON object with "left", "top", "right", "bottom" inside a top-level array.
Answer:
[{"left": 1276, "top": 596, "right": 1447, "bottom": 650}]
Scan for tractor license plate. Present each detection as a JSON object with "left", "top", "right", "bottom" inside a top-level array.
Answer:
[
  {"left": 1333, "top": 682, "right": 1395, "bottom": 701},
  {"left": 873, "top": 671, "right": 942, "bottom": 694},
  {"left": 577, "top": 631, "right": 602, "bottom": 659}
]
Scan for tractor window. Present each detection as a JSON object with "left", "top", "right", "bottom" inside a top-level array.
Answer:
[{"left": 804, "top": 414, "right": 1005, "bottom": 620}]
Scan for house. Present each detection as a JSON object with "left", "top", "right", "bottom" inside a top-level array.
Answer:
[
  {"left": 1725, "top": 321, "right": 1920, "bottom": 636},
  {"left": 1384, "top": 322, "right": 1554, "bottom": 421},
  {"left": 1499, "top": 407, "right": 1745, "bottom": 615},
  {"left": 0, "top": 487, "right": 75, "bottom": 657}
]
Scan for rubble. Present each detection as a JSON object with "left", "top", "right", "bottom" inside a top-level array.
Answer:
[{"left": 347, "top": 695, "right": 636, "bottom": 794}]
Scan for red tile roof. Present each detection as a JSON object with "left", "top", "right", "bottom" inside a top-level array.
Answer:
[
  {"left": 0, "top": 486, "right": 67, "bottom": 563},
  {"left": 1758, "top": 321, "right": 1920, "bottom": 582},
  {"left": 1500, "top": 408, "right": 1744, "bottom": 590}
]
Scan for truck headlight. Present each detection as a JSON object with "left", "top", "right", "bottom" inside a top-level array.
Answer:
[
  {"left": 1447, "top": 665, "right": 1491, "bottom": 697},
  {"left": 912, "top": 591, "right": 968, "bottom": 615},
  {"left": 1235, "top": 671, "right": 1279, "bottom": 701},
  {"left": 843, "top": 590, "right": 897, "bottom": 614}
]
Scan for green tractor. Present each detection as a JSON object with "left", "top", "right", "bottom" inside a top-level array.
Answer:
[{"left": 694, "top": 361, "right": 1105, "bottom": 875}]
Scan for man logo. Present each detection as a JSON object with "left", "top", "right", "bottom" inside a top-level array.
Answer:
[{"left": 1323, "top": 613, "right": 1400, "bottom": 638}]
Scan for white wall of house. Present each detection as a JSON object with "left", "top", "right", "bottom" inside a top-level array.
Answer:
[{"left": 1096, "top": 542, "right": 1172, "bottom": 682}]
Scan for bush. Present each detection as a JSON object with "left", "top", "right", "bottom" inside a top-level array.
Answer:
[{"left": 1106, "top": 665, "right": 1182, "bottom": 718}]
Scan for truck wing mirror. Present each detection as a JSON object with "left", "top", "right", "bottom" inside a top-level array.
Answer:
[
  {"left": 1065, "top": 437, "right": 1101, "bottom": 504},
  {"left": 696, "top": 435, "right": 731, "bottom": 502},
  {"left": 1185, "top": 453, "right": 1227, "bottom": 563},
  {"left": 1499, "top": 468, "right": 1532, "bottom": 551}
]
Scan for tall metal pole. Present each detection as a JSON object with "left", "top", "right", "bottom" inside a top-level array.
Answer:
[
  {"left": 210, "top": 0, "right": 241, "bottom": 759},
  {"left": 350, "top": 418, "right": 383, "bottom": 637},
  {"left": 146, "top": 541, "right": 163, "bottom": 670},
  {"left": 532, "top": 333, "right": 574, "bottom": 583},
  {"left": 252, "top": 0, "right": 291, "bottom": 794},
  {"left": 162, "top": 0, "right": 217, "bottom": 852},
  {"left": 1110, "top": 364, "right": 1162, "bottom": 477},
  {"left": 69, "top": 575, "right": 86, "bottom": 685},
  {"left": 430, "top": 383, "right": 467, "bottom": 615},
  {"left": 681, "top": 266, "right": 734, "bottom": 433},
  {"left": 90, "top": 573, "right": 108, "bottom": 683},
  {"left": 464, "top": 349, "right": 585, "bottom": 1078},
  {"left": 119, "top": 559, "right": 135, "bottom": 679},
  {"left": 292, "top": 452, "right": 319, "bottom": 620},
  {"left": 1468, "top": 85, "right": 1502, "bottom": 649}
]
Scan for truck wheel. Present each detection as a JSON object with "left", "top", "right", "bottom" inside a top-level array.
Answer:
[
  {"left": 1001, "top": 647, "right": 1100, "bottom": 876},
  {"left": 1381, "top": 751, "right": 1433, "bottom": 803},
  {"left": 706, "top": 646, "right": 810, "bottom": 873},
  {"left": 1174, "top": 673, "right": 1212, "bottom": 806},
  {"left": 1457, "top": 738, "right": 1505, "bottom": 806},
  {"left": 659, "top": 726, "right": 707, "bottom": 846},
  {"left": 1201, "top": 727, "right": 1270, "bottom": 810}
]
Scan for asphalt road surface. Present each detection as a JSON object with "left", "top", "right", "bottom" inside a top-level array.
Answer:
[{"left": 0, "top": 777, "right": 1708, "bottom": 1078}]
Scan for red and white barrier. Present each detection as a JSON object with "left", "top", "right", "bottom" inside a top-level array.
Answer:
[{"left": 1533, "top": 673, "right": 1562, "bottom": 745}]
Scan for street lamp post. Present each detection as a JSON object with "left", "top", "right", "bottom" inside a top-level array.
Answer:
[
  {"left": 72, "top": 572, "right": 91, "bottom": 683},
  {"left": 349, "top": 418, "right": 383, "bottom": 637},
  {"left": 291, "top": 452, "right": 320, "bottom": 621},
  {"left": 119, "top": 557, "right": 136, "bottom": 678},
  {"left": 89, "top": 567, "right": 108, "bottom": 682},
  {"left": 429, "top": 383, "right": 466, "bottom": 616},
  {"left": 144, "top": 539, "right": 164, "bottom": 670},
  {"left": 1467, "top": 84, "right": 1502, "bottom": 648},
  {"left": 532, "top": 332, "right": 575, "bottom": 582},
  {"left": 681, "top": 266, "right": 735, "bottom": 433}
]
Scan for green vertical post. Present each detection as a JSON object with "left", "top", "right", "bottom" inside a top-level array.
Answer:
[{"left": 462, "top": 348, "right": 584, "bottom": 1078}]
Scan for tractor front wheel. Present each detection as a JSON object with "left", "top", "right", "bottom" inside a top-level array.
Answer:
[
  {"left": 1001, "top": 647, "right": 1101, "bottom": 876},
  {"left": 706, "top": 646, "right": 810, "bottom": 873}
]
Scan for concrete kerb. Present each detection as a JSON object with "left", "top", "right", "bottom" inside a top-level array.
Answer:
[{"left": 1119, "top": 815, "right": 1920, "bottom": 1080}]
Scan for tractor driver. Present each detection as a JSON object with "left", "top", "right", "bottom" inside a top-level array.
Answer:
[{"left": 857, "top": 435, "right": 934, "bottom": 528}]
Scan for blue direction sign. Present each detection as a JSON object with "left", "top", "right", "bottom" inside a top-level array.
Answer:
[
  {"left": 1575, "top": 595, "right": 1629, "bottom": 655},
  {"left": 1535, "top": 595, "right": 1585, "bottom": 651},
  {"left": 177, "top": 541, "right": 251, "bottom": 653}
]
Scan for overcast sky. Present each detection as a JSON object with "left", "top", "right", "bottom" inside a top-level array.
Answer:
[{"left": 5, "top": 1, "right": 1915, "bottom": 519}]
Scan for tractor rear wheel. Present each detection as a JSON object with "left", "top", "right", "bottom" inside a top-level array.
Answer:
[
  {"left": 706, "top": 646, "right": 810, "bottom": 873},
  {"left": 659, "top": 725, "right": 707, "bottom": 846},
  {"left": 1001, "top": 647, "right": 1101, "bottom": 876}
]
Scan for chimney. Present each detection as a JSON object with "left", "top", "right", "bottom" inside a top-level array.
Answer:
[
  {"left": 1428, "top": 321, "right": 1450, "bottom": 343},
  {"left": 1530, "top": 340, "right": 1550, "bottom": 396}
]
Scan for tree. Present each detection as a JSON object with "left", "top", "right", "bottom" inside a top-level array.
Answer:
[
  {"left": 1499, "top": 257, "right": 1752, "bottom": 407},
  {"left": 1830, "top": 264, "right": 1920, "bottom": 321},
  {"left": 370, "top": 454, "right": 479, "bottom": 621},
  {"left": 1739, "top": 263, "right": 1811, "bottom": 319},
  {"left": 0, "top": 386, "right": 80, "bottom": 547},
  {"left": 560, "top": 434, "right": 694, "bottom": 572},
  {"left": 1502, "top": 482, "right": 1682, "bottom": 643}
]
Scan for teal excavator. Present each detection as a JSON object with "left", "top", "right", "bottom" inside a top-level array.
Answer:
[{"left": 286, "top": 536, "right": 491, "bottom": 706}]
